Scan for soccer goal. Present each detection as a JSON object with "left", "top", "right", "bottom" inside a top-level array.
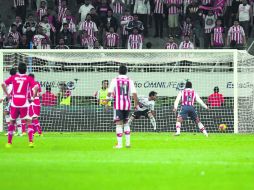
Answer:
[{"left": 0, "top": 50, "right": 253, "bottom": 133}]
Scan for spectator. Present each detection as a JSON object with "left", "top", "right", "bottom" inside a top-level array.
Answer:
[
  {"left": 32, "top": 25, "right": 50, "bottom": 49},
  {"left": 39, "top": 15, "right": 52, "bottom": 38},
  {"left": 146, "top": 42, "right": 152, "bottom": 49},
  {"left": 179, "top": 35, "right": 194, "bottom": 49},
  {"left": 120, "top": 9, "right": 133, "bottom": 48},
  {"left": 203, "top": 10, "right": 216, "bottom": 49},
  {"left": 97, "top": 0, "right": 111, "bottom": 20},
  {"left": 79, "top": 13, "right": 98, "bottom": 37},
  {"left": 13, "top": 0, "right": 27, "bottom": 22},
  {"left": 37, "top": 0, "right": 48, "bottom": 22},
  {"left": 55, "top": 38, "right": 70, "bottom": 49},
  {"left": 3, "top": 35, "right": 18, "bottom": 49},
  {"left": 36, "top": 0, "right": 48, "bottom": 10},
  {"left": 18, "top": 34, "right": 30, "bottom": 49},
  {"left": 8, "top": 24, "right": 21, "bottom": 44},
  {"left": 211, "top": 19, "right": 225, "bottom": 48},
  {"left": 42, "top": 85, "right": 57, "bottom": 106},
  {"left": 79, "top": 0, "right": 94, "bottom": 22},
  {"left": 104, "top": 26, "right": 119, "bottom": 48},
  {"left": 165, "top": 0, "right": 181, "bottom": 37},
  {"left": 128, "top": 27, "right": 143, "bottom": 49},
  {"left": 80, "top": 30, "right": 97, "bottom": 48},
  {"left": 0, "top": 32, "right": 4, "bottom": 49},
  {"left": 0, "top": 14, "right": 6, "bottom": 35},
  {"left": 40, "top": 37, "right": 51, "bottom": 49},
  {"left": 151, "top": 0, "right": 165, "bottom": 38},
  {"left": 133, "top": 0, "right": 150, "bottom": 36},
  {"left": 165, "top": 35, "right": 178, "bottom": 49},
  {"left": 57, "top": 0, "right": 68, "bottom": 29},
  {"left": 227, "top": 19, "right": 246, "bottom": 49},
  {"left": 47, "top": 8, "right": 57, "bottom": 44},
  {"left": 23, "top": 14, "right": 37, "bottom": 42},
  {"left": 224, "top": 0, "right": 233, "bottom": 28},
  {"left": 237, "top": 0, "right": 253, "bottom": 39},
  {"left": 10, "top": 16, "right": 23, "bottom": 34},
  {"left": 207, "top": 86, "right": 225, "bottom": 107},
  {"left": 111, "top": 0, "right": 125, "bottom": 22},
  {"left": 94, "top": 40, "right": 103, "bottom": 49},
  {"left": 61, "top": 16, "right": 77, "bottom": 44},
  {"left": 126, "top": 14, "right": 144, "bottom": 34},
  {"left": 90, "top": 7, "right": 101, "bottom": 29},
  {"left": 94, "top": 80, "right": 111, "bottom": 106},
  {"left": 102, "top": 9, "right": 119, "bottom": 32},
  {"left": 59, "top": 23, "right": 73, "bottom": 46},
  {"left": 180, "top": 17, "right": 193, "bottom": 40}
]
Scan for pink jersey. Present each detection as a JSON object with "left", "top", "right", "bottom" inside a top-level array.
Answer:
[
  {"left": 113, "top": 2, "right": 124, "bottom": 14},
  {"left": 29, "top": 81, "right": 41, "bottom": 106},
  {"left": 128, "top": 34, "right": 143, "bottom": 49},
  {"left": 79, "top": 21, "right": 98, "bottom": 37},
  {"left": 37, "top": 8, "right": 47, "bottom": 21},
  {"left": 4, "top": 74, "right": 36, "bottom": 107},
  {"left": 154, "top": 0, "right": 164, "bottom": 14},
  {"left": 181, "top": 88, "right": 196, "bottom": 106},
  {"left": 121, "top": 15, "right": 133, "bottom": 35},
  {"left": 212, "top": 26, "right": 224, "bottom": 46},
  {"left": 228, "top": 25, "right": 245, "bottom": 44},
  {"left": 166, "top": 0, "right": 182, "bottom": 14},
  {"left": 165, "top": 42, "right": 178, "bottom": 49},
  {"left": 105, "top": 32, "right": 119, "bottom": 47}
]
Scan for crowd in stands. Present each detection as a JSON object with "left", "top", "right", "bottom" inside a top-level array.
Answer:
[{"left": 0, "top": 0, "right": 253, "bottom": 49}]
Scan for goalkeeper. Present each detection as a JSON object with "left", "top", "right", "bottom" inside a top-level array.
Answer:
[{"left": 128, "top": 91, "right": 157, "bottom": 131}]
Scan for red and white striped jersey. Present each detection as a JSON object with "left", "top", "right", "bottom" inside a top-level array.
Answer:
[
  {"left": 181, "top": 88, "right": 196, "bottom": 106},
  {"left": 121, "top": 15, "right": 133, "bottom": 35},
  {"left": 200, "top": 0, "right": 212, "bottom": 5},
  {"left": 212, "top": 26, "right": 224, "bottom": 45},
  {"left": 58, "top": 6, "right": 68, "bottom": 23},
  {"left": 79, "top": 21, "right": 98, "bottom": 37},
  {"left": 81, "top": 35, "right": 97, "bottom": 48},
  {"left": 14, "top": 0, "right": 25, "bottom": 7},
  {"left": 128, "top": 34, "right": 143, "bottom": 49},
  {"left": 182, "top": 22, "right": 192, "bottom": 36},
  {"left": 37, "top": 8, "right": 48, "bottom": 21},
  {"left": 179, "top": 41, "right": 194, "bottom": 49},
  {"left": 165, "top": 42, "right": 178, "bottom": 49},
  {"left": 32, "top": 34, "right": 48, "bottom": 48},
  {"left": 154, "top": 0, "right": 164, "bottom": 14},
  {"left": 105, "top": 32, "right": 119, "bottom": 47},
  {"left": 8, "top": 32, "right": 20, "bottom": 43},
  {"left": 108, "top": 75, "right": 137, "bottom": 111},
  {"left": 113, "top": 1, "right": 124, "bottom": 14},
  {"left": 165, "top": 0, "right": 183, "bottom": 14},
  {"left": 228, "top": 25, "right": 245, "bottom": 44}
]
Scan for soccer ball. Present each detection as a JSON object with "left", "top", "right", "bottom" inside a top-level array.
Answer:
[{"left": 218, "top": 124, "right": 227, "bottom": 132}]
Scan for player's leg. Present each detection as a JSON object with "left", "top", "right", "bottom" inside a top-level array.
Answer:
[
  {"left": 6, "top": 106, "right": 18, "bottom": 146},
  {"left": 191, "top": 109, "right": 208, "bottom": 137},
  {"left": 175, "top": 107, "right": 186, "bottom": 136},
  {"left": 15, "top": 118, "right": 23, "bottom": 136},
  {"left": 147, "top": 111, "right": 157, "bottom": 131},
  {"left": 21, "top": 107, "right": 35, "bottom": 147},
  {"left": 114, "top": 110, "right": 123, "bottom": 148},
  {"left": 123, "top": 111, "right": 131, "bottom": 148},
  {"left": 21, "top": 119, "right": 26, "bottom": 135},
  {"left": 127, "top": 114, "right": 135, "bottom": 126},
  {"left": 33, "top": 105, "right": 42, "bottom": 136}
]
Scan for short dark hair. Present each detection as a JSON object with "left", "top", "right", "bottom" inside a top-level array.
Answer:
[
  {"left": 119, "top": 65, "right": 127, "bottom": 75},
  {"left": 149, "top": 91, "right": 157, "bottom": 97},
  {"left": 29, "top": 73, "right": 35, "bottom": 78},
  {"left": 9, "top": 68, "right": 17, "bottom": 76},
  {"left": 185, "top": 81, "right": 192, "bottom": 88},
  {"left": 214, "top": 86, "right": 219, "bottom": 93},
  {"left": 102, "top": 80, "right": 109, "bottom": 85},
  {"left": 18, "top": 63, "right": 27, "bottom": 74},
  {"left": 46, "top": 85, "right": 51, "bottom": 92},
  {"left": 146, "top": 42, "right": 152, "bottom": 49}
]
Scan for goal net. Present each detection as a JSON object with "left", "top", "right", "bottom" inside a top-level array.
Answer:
[{"left": 0, "top": 50, "right": 253, "bottom": 133}]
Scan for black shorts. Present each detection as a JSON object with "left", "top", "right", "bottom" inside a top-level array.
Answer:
[
  {"left": 132, "top": 110, "right": 151, "bottom": 119},
  {"left": 114, "top": 110, "right": 130, "bottom": 123}
]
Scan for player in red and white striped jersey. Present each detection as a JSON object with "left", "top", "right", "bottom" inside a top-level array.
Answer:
[
  {"left": 108, "top": 65, "right": 138, "bottom": 149},
  {"left": 37, "top": 0, "right": 47, "bottom": 22},
  {"left": 80, "top": 30, "right": 97, "bottom": 48},
  {"left": 104, "top": 26, "right": 119, "bottom": 48},
  {"left": 120, "top": 9, "right": 133, "bottom": 48},
  {"left": 79, "top": 14, "right": 98, "bottom": 37},
  {"left": 2, "top": 63, "right": 39, "bottom": 147},
  {"left": 173, "top": 81, "right": 209, "bottom": 137},
  {"left": 227, "top": 20, "right": 246, "bottom": 48},
  {"left": 211, "top": 19, "right": 224, "bottom": 48},
  {"left": 179, "top": 35, "right": 194, "bottom": 49},
  {"left": 128, "top": 27, "right": 143, "bottom": 49},
  {"left": 165, "top": 35, "right": 178, "bottom": 49}
]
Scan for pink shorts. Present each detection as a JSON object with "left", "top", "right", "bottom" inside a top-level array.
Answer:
[
  {"left": 29, "top": 105, "right": 41, "bottom": 118},
  {"left": 10, "top": 106, "right": 29, "bottom": 120}
]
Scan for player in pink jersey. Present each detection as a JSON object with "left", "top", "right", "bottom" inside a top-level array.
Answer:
[
  {"left": 173, "top": 81, "right": 209, "bottom": 137},
  {"left": 28, "top": 73, "right": 43, "bottom": 137},
  {"left": 1, "top": 63, "right": 39, "bottom": 148},
  {"left": 108, "top": 65, "right": 138, "bottom": 149}
]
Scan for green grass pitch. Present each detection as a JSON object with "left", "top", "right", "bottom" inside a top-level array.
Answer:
[{"left": 0, "top": 132, "right": 254, "bottom": 190}]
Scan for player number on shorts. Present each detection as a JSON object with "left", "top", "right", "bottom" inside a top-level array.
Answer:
[{"left": 17, "top": 80, "right": 24, "bottom": 93}]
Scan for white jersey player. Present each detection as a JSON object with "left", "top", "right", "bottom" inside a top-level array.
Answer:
[
  {"left": 107, "top": 65, "right": 138, "bottom": 149},
  {"left": 128, "top": 91, "right": 158, "bottom": 131}
]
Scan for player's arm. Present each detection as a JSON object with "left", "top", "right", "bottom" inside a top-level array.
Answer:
[
  {"left": 173, "top": 92, "right": 182, "bottom": 112},
  {"left": 1, "top": 77, "right": 12, "bottom": 99},
  {"left": 107, "top": 79, "right": 115, "bottom": 100},
  {"left": 130, "top": 80, "right": 138, "bottom": 108},
  {"left": 196, "top": 93, "right": 209, "bottom": 109}
]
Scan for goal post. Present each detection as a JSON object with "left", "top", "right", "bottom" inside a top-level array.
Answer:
[
  {"left": 0, "top": 49, "right": 254, "bottom": 133},
  {"left": 0, "top": 52, "right": 3, "bottom": 132}
]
